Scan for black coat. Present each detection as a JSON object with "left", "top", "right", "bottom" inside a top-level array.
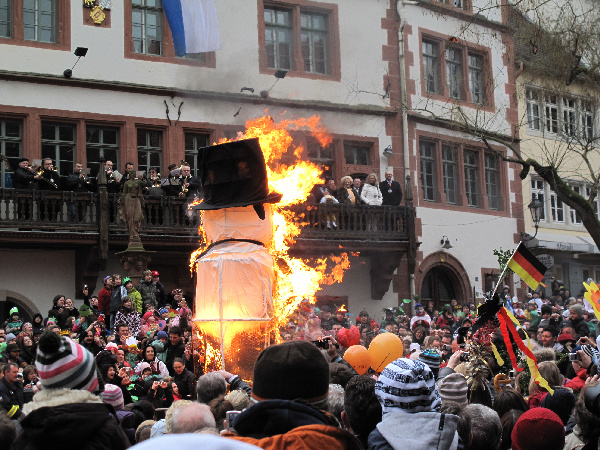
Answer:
[
  {"left": 11, "top": 167, "right": 35, "bottom": 190},
  {"left": 379, "top": 180, "right": 403, "bottom": 206},
  {"left": 0, "top": 378, "right": 24, "bottom": 419},
  {"left": 12, "top": 402, "right": 130, "bottom": 450},
  {"left": 174, "top": 368, "right": 195, "bottom": 400},
  {"left": 165, "top": 339, "right": 186, "bottom": 376}
]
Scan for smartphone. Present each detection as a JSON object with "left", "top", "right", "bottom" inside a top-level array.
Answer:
[{"left": 225, "top": 410, "right": 241, "bottom": 431}]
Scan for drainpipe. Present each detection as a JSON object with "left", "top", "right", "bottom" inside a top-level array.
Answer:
[{"left": 397, "top": 0, "right": 417, "bottom": 313}]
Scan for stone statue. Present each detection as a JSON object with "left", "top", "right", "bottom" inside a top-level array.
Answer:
[{"left": 120, "top": 169, "right": 145, "bottom": 249}]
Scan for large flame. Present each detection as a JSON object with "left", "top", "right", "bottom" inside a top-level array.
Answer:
[{"left": 190, "top": 113, "right": 351, "bottom": 373}]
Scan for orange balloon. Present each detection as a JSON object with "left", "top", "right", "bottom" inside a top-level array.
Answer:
[
  {"left": 344, "top": 345, "right": 371, "bottom": 375},
  {"left": 368, "top": 333, "right": 404, "bottom": 373}
]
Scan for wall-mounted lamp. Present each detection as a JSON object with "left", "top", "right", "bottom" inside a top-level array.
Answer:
[
  {"left": 521, "top": 198, "right": 543, "bottom": 241},
  {"left": 441, "top": 235, "right": 453, "bottom": 249},
  {"left": 63, "top": 47, "right": 88, "bottom": 78},
  {"left": 383, "top": 145, "right": 393, "bottom": 158}
]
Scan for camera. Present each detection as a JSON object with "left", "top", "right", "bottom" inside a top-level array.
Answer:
[
  {"left": 569, "top": 353, "right": 578, "bottom": 361},
  {"left": 225, "top": 410, "right": 241, "bottom": 431},
  {"left": 459, "top": 352, "right": 470, "bottom": 362},
  {"left": 311, "top": 338, "right": 338, "bottom": 349},
  {"left": 442, "top": 344, "right": 452, "bottom": 352}
]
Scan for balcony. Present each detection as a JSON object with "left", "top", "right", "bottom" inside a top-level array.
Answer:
[{"left": 0, "top": 189, "right": 416, "bottom": 298}]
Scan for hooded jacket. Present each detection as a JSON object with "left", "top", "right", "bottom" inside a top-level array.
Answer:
[
  {"left": 368, "top": 411, "right": 459, "bottom": 450},
  {"left": 224, "top": 399, "right": 361, "bottom": 450},
  {"left": 12, "top": 388, "right": 130, "bottom": 450}
]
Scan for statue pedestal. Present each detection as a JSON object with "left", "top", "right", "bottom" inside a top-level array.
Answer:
[{"left": 116, "top": 248, "right": 155, "bottom": 280}]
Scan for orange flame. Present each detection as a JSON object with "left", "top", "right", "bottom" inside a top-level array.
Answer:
[{"left": 190, "top": 112, "right": 351, "bottom": 371}]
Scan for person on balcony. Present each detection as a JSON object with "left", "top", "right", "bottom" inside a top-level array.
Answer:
[
  {"left": 319, "top": 187, "right": 338, "bottom": 229},
  {"left": 352, "top": 178, "right": 364, "bottom": 204},
  {"left": 11, "top": 158, "right": 43, "bottom": 189},
  {"left": 379, "top": 171, "right": 403, "bottom": 206},
  {"left": 337, "top": 176, "right": 357, "bottom": 205},
  {"left": 101, "top": 160, "right": 121, "bottom": 194},
  {"left": 37, "top": 158, "right": 60, "bottom": 191},
  {"left": 360, "top": 173, "right": 382, "bottom": 206}
]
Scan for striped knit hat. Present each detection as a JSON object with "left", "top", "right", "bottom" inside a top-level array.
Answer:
[
  {"left": 35, "top": 330, "right": 103, "bottom": 394},
  {"left": 102, "top": 384, "right": 124, "bottom": 411},
  {"left": 375, "top": 358, "right": 441, "bottom": 414},
  {"left": 437, "top": 373, "right": 468, "bottom": 407}
]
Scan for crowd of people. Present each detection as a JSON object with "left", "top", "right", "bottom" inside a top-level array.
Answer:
[
  {"left": 9, "top": 158, "right": 202, "bottom": 199},
  {"left": 1, "top": 279, "right": 600, "bottom": 449}
]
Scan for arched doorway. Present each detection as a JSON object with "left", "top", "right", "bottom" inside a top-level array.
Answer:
[
  {"left": 421, "top": 266, "right": 457, "bottom": 309},
  {"left": 416, "top": 252, "right": 472, "bottom": 311},
  {"left": 0, "top": 290, "right": 39, "bottom": 325}
]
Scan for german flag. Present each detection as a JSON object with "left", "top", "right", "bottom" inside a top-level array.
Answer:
[{"left": 507, "top": 243, "right": 547, "bottom": 290}]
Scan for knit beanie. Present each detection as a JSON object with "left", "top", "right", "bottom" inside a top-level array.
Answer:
[
  {"left": 570, "top": 304, "right": 583, "bottom": 317},
  {"left": 157, "top": 331, "right": 168, "bottom": 339},
  {"left": 35, "top": 330, "right": 103, "bottom": 393},
  {"left": 511, "top": 407, "right": 565, "bottom": 450},
  {"left": 6, "top": 333, "right": 16, "bottom": 343},
  {"left": 541, "top": 388, "right": 576, "bottom": 425},
  {"left": 437, "top": 373, "right": 468, "bottom": 407},
  {"left": 375, "top": 358, "right": 441, "bottom": 413},
  {"left": 251, "top": 341, "right": 329, "bottom": 402},
  {"left": 102, "top": 383, "right": 124, "bottom": 411},
  {"left": 418, "top": 349, "right": 441, "bottom": 372}
]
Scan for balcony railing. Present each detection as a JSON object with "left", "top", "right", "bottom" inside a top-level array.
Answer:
[{"left": 0, "top": 189, "right": 414, "bottom": 243}]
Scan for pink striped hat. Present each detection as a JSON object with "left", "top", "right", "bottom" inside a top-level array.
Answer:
[
  {"left": 102, "top": 384, "right": 124, "bottom": 410},
  {"left": 35, "top": 330, "right": 103, "bottom": 393}
]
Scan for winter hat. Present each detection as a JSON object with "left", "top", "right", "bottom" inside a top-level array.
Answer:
[
  {"left": 156, "top": 331, "right": 168, "bottom": 339},
  {"left": 437, "top": 373, "right": 468, "bottom": 407},
  {"left": 557, "top": 332, "right": 575, "bottom": 344},
  {"left": 570, "top": 304, "right": 583, "bottom": 317},
  {"left": 511, "top": 407, "right": 565, "bottom": 450},
  {"left": 541, "top": 388, "right": 576, "bottom": 425},
  {"left": 418, "top": 349, "right": 441, "bottom": 372},
  {"left": 79, "top": 304, "right": 92, "bottom": 317},
  {"left": 136, "top": 361, "right": 151, "bottom": 375},
  {"left": 6, "top": 343, "right": 20, "bottom": 353},
  {"left": 102, "top": 383, "right": 124, "bottom": 411},
  {"left": 35, "top": 330, "right": 103, "bottom": 393},
  {"left": 106, "top": 342, "right": 118, "bottom": 352},
  {"left": 6, "top": 333, "right": 16, "bottom": 343},
  {"left": 252, "top": 341, "right": 329, "bottom": 402},
  {"left": 142, "top": 311, "right": 154, "bottom": 322},
  {"left": 375, "top": 358, "right": 441, "bottom": 414},
  {"left": 9, "top": 307, "right": 18, "bottom": 316}
]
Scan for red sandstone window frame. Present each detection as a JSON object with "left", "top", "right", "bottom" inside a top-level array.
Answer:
[
  {"left": 0, "top": 0, "right": 70, "bottom": 51},
  {"left": 417, "top": 133, "right": 508, "bottom": 213},
  {"left": 123, "top": 1, "right": 216, "bottom": 68},
  {"left": 419, "top": 29, "right": 495, "bottom": 112},
  {"left": 258, "top": 0, "right": 341, "bottom": 81}
]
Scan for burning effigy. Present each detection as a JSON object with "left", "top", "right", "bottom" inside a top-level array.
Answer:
[{"left": 189, "top": 115, "right": 350, "bottom": 379}]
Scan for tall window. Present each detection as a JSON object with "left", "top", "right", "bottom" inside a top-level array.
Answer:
[
  {"left": 0, "top": 0, "right": 11, "bottom": 38},
  {"left": 582, "top": 101, "right": 595, "bottom": 139},
  {"left": 545, "top": 94, "right": 559, "bottom": 134},
  {"left": 526, "top": 89, "right": 541, "bottom": 131},
  {"left": 132, "top": 0, "right": 162, "bottom": 55},
  {"left": 344, "top": 143, "right": 370, "bottom": 165},
  {"left": 484, "top": 153, "right": 499, "bottom": 210},
  {"left": 301, "top": 12, "right": 327, "bottom": 74},
  {"left": 530, "top": 179, "right": 546, "bottom": 221},
  {"left": 563, "top": 97, "right": 577, "bottom": 137},
  {"left": 422, "top": 40, "right": 439, "bottom": 94},
  {"left": 0, "top": 119, "right": 22, "bottom": 188},
  {"left": 468, "top": 53, "right": 484, "bottom": 104},
  {"left": 442, "top": 144, "right": 457, "bottom": 204},
  {"left": 264, "top": 7, "right": 292, "bottom": 70},
  {"left": 571, "top": 185, "right": 583, "bottom": 225},
  {"left": 23, "top": 0, "right": 57, "bottom": 43},
  {"left": 463, "top": 150, "right": 478, "bottom": 207},
  {"left": 550, "top": 188, "right": 564, "bottom": 223},
  {"left": 137, "top": 129, "right": 162, "bottom": 173},
  {"left": 184, "top": 132, "right": 210, "bottom": 177},
  {"left": 446, "top": 48, "right": 463, "bottom": 100},
  {"left": 307, "top": 137, "right": 334, "bottom": 178},
  {"left": 41, "top": 122, "right": 75, "bottom": 177},
  {"left": 86, "top": 126, "right": 120, "bottom": 177},
  {"left": 420, "top": 141, "right": 436, "bottom": 202}
]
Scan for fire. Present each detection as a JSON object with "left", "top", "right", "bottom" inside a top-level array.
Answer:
[{"left": 189, "top": 112, "right": 351, "bottom": 374}]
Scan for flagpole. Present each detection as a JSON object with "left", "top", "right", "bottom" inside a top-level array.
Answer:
[{"left": 490, "top": 241, "right": 523, "bottom": 299}]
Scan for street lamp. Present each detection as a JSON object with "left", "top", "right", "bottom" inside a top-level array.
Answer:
[{"left": 522, "top": 198, "right": 543, "bottom": 241}]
